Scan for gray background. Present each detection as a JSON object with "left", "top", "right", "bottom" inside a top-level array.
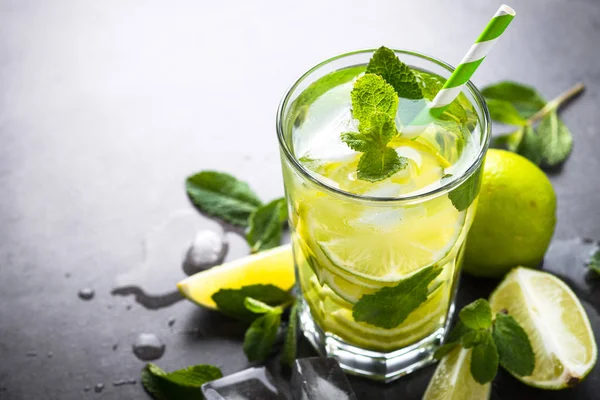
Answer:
[{"left": 1, "top": 0, "right": 599, "bottom": 399}]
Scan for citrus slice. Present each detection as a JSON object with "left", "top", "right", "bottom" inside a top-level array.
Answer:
[
  {"left": 423, "top": 347, "right": 491, "bottom": 400},
  {"left": 301, "top": 194, "right": 466, "bottom": 282},
  {"left": 177, "top": 244, "right": 294, "bottom": 309},
  {"left": 489, "top": 267, "right": 597, "bottom": 389}
]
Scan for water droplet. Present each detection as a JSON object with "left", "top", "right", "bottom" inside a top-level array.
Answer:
[
  {"left": 78, "top": 288, "right": 95, "bottom": 301},
  {"left": 112, "top": 343, "right": 119, "bottom": 351},
  {"left": 132, "top": 333, "right": 165, "bottom": 361},
  {"left": 94, "top": 383, "right": 104, "bottom": 393},
  {"left": 168, "top": 317, "right": 176, "bottom": 327},
  {"left": 113, "top": 378, "right": 137, "bottom": 387},
  {"left": 126, "top": 305, "right": 132, "bottom": 310},
  {"left": 83, "top": 386, "right": 91, "bottom": 392},
  {"left": 183, "top": 230, "right": 227, "bottom": 275},
  {"left": 47, "top": 352, "right": 54, "bottom": 358},
  {"left": 65, "top": 272, "right": 71, "bottom": 278},
  {"left": 26, "top": 351, "right": 37, "bottom": 357}
]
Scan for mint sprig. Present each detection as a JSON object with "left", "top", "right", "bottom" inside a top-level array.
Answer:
[
  {"left": 343, "top": 74, "right": 406, "bottom": 182},
  {"left": 342, "top": 111, "right": 407, "bottom": 182},
  {"left": 141, "top": 363, "right": 222, "bottom": 400},
  {"left": 352, "top": 265, "right": 442, "bottom": 329},
  {"left": 211, "top": 287, "right": 298, "bottom": 364},
  {"left": 340, "top": 45, "right": 432, "bottom": 182},
  {"left": 186, "top": 171, "right": 287, "bottom": 251},
  {"left": 435, "top": 299, "right": 534, "bottom": 385},
  {"left": 483, "top": 81, "right": 584, "bottom": 167}
]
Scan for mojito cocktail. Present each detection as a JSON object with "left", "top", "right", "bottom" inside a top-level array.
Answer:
[{"left": 277, "top": 49, "right": 490, "bottom": 381}]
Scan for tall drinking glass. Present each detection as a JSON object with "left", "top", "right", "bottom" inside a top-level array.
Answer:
[{"left": 277, "top": 49, "right": 490, "bottom": 382}]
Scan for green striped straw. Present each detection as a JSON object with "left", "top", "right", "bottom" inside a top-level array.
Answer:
[{"left": 409, "top": 4, "right": 515, "bottom": 129}]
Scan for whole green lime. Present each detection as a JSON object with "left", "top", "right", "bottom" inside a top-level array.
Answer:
[{"left": 463, "top": 149, "right": 557, "bottom": 278}]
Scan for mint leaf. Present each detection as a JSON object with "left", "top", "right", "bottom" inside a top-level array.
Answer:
[
  {"left": 212, "top": 284, "right": 293, "bottom": 322},
  {"left": 142, "top": 363, "right": 222, "bottom": 400},
  {"left": 461, "top": 330, "right": 486, "bottom": 349},
  {"left": 515, "top": 125, "right": 544, "bottom": 165},
  {"left": 470, "top": 331, "right": 499, "bottom": 384},
  {"left": 358, "top": 148, "right": 406, "bottom": 182},
  {"left": 485, "top": 98, "right": 528, "bottom": 126},
  {"left": 352, "top": 265, "right": 442, "bottom": 329},
  {"left": 341, "top": 112, "right": 397, "bottom": 152},
  {"left": 186, "top": 171, "right": 262, "bottom": 227},
  {"left": 493, "top": 111, "right": 572, "bottom": 167},
  {"left": 492, "top": 313, "right": 535, "bottom": 377},
  {"left": 366, "top": 46, "right": 422, "bottom": 100},
  {"left": 448, "top": 167, "right": 482, "bottom": 211},
  {"left": 244, "top": 297, "right": 280, "bottom": 314},
  {"left": 459, "top": 299, "right": 493, "bottom": 331},
  {"left": 588, "top": 250, "right": 600, "bottom": 275},
  {"left": 341, "top": 112, "right": 407, "bottom": 182},
  {"left": 246, "top": 198, "right": 287, "bottom": 253},
  {"left": 281, "top": 301, "right": 299, "bottom": 366},
  {"left": 340, "top": 132, "right": 371, "bottom": 152},
  {"left": 350, "top": 73, "right": 398, "bottom": 123},
  {"left": 536, "top": 111, "right": 573, "bottom": 166},
  {"left": 482, "top": 81, "right": 546, "bottom": 118},
  {"left": 243, "top": 310, "right": 282, "bottom": 362}
]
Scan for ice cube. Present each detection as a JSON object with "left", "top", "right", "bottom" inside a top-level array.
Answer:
[
  {"left": 291, "top": 357, "right": 357, "bottom": 400},
  {"left": 201, "top": 367, "right": 287, "bottom": 400},
  {"left": 183, "top": 229, "right": 227, "bottom": 275},
  {"left": 395, "top": 145, "right": 423, "bottom": 168},
  {"left": 294, "top": 109, "right": 357, "bottom": 164}
]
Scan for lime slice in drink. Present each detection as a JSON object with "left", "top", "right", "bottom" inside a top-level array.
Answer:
[
  {"left": 423, "top": 347, "right": 491, "bottom": 400},
  {"left": 489, "top": 267, "right": 597, "bottom": 389},
  {"left": 314, "top": 198, "right": 466, "bottom": 282}
]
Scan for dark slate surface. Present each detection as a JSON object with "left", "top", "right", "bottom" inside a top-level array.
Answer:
[{"left": 0, "top": 0, "right": 599, "bottom": 399}]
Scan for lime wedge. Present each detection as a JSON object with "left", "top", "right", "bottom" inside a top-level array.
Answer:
[
  {"left": 489, "top": 267, "right": 597, "bottom": 389},
  {"left": 423, "top": 347, "right": 491, "bottom": 400},
  {"left": 177, "top": 244, "right": 294, "bottom": 309}
]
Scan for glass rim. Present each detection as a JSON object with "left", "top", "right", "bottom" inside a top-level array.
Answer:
[{"left": 276, "top": 48, "right": 491, "bottom": 204}]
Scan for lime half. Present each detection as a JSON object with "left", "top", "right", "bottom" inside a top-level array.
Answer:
[
  {"left": 423, "top": 347, "right": 491, "bottom": 400},
  {"left": 489, "top": 267, "right": 597, "bottom": 389}
]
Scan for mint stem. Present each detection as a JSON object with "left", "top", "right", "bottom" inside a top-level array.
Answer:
[{"left": 528, "top": 83, "right": 585, "bottom": 125}]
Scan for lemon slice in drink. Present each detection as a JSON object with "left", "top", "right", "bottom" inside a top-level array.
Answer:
[
  {"left": 177, "top": 244, "right": 294, "bottom": 309},
  {"left": 423, "top": 347, "right": 491, "bottom": 400},
  {"left": 489, "top": 267, "right": 597, "bottom": 389}
]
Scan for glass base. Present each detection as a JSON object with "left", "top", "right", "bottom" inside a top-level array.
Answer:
[{"left": 299, "top": 300, "right": 453, "bottom": 382}]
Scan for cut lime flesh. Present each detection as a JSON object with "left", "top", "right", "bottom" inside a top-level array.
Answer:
[
  {"left": 489, "top": 267, "right": 597, "bottom": 389},
  {"left": 423, "top": 347, "right": 491, "bottom": 400}
]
